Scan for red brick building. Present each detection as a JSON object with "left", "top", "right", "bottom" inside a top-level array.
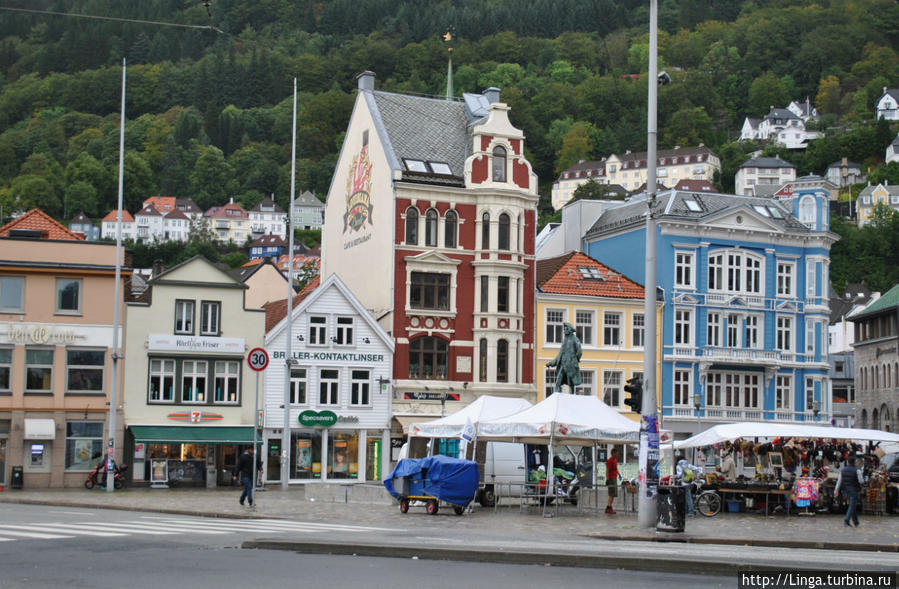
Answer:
[{"left": 321, "top": 72, "right": 539, "bottom": 429}]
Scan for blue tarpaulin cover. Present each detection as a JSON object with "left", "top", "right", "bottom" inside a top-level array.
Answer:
[{"left": 384, "top": 455, "right": 480, "bottom": 507}]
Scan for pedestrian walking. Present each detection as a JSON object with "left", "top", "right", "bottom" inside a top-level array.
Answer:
[
  {"left": 605, "top": 448, "right": 620, "bottom": 514},
  {"left": 233, "top": 446, "right": 256, "bottom": 507},
  {"left": 835, "top": 456, "right": 864, "bottom": 527}
]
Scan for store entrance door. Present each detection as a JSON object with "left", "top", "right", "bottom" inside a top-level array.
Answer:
[
  {"left": 0, "top": 439, "right": 6, "bottom": 484},
  {"left": 266, "top": 440, "right": 281, "bottom": 483}
]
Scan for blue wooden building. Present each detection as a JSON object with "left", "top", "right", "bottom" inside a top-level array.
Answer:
[{"left": 583, "top": 188, "right": 838, "bottom": 438}]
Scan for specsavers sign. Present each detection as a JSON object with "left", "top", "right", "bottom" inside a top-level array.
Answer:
[
  {"left": 148, "top": 334, "right": 245, "bottom": 353},
  {"left": 299, "top": 410, "right": 338, "bottom": 428}
]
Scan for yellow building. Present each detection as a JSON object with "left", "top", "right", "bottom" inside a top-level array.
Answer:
[{"left": 536, "top": 252, "right": 662, "bottom": 422}]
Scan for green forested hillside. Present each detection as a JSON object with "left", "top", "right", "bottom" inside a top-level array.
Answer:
[{"left": 2, "top": 0, "right": 899, "bottom": 288}]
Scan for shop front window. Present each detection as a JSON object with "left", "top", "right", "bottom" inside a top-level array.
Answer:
[
  {"left": 329, "top": 432, "right": 359, "bottom": 479},
  {"left": 65, "top": 421, "right": 103, "bottom": 470},
  {"left": 291, "top": 431, "right": 322, "bottom": 479}
]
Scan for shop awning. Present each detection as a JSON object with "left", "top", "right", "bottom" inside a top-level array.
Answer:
[
  {"left": 24, "top": 418, "right": 56, "bottom": 440},
  {"left": 393, "top": 415, "right": 436, "bottom": 435},
  {"left": 129, "top": 425, "right": 255, "bottom": 445}
]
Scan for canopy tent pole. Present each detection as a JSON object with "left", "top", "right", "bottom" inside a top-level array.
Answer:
[{"left": 544, "top": 429, "right": 555, "bottom": 518}]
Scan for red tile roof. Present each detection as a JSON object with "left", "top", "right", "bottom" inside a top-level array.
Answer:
[
  {"left": 143, "top": 196, "right": 177, "bottom": 213},
  {"left": 537, "top": 251, "right": 644, "bottom": 299},
  {"left": 263, "top": 275, "right": 321, "bottom": 333},
  {"left": 101, "top": 209, "right": 135, "bottom": 222},
  {"left": 0, "top": 209, "right": 85, "bottom": 240}
]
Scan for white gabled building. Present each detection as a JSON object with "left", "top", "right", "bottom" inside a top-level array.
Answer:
[
  {"left": 262, "top": 273, "right": 394, "bottom": 485},
  {"left": 249, "top": 197, "right": 287, "bottom": 239}
]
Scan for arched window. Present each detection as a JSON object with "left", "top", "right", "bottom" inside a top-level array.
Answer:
[
  {"left": 425, "top": 208, "right": 438, "bottom": 247},
  {"left": 405, "top": 207, "right": 419, "bottom": 244},
  {"left": 498, "top": 213, "right": 511, "bottom": 250},
  {"left": 409, "top": 336, "right": 448, "bottom": 380},
  {"left": 479, "top": 338, "right": 487, "bottom": 382},
  {"left": 496, "top": 339, "right": 508, "bottom": 383},
  {"left": 799, "top": 196, "right": 815, "bottom": 227},
  {"left": 861, "top": 409, "right": 868, "bottom": 429},
  {"left": 873, "top": 408, "right": 880, "bottom": 430},
  {"left": 492, "top": 146, "right": 506, "bottom": 182},
  {"left": 481, "top": 212, "right": 490, "bottom": 249},
  {"left": 444, "top": 210, "right": 457, "bottom": 248}
]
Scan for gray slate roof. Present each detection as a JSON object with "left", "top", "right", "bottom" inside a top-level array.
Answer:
[
  {"left": 584, "top": 190, "right": 809, "bottom": 239},
  {"left": 766, "top": 108, "right": 799, "bottom": 120},
  {"left": 370, "top": 90, "right": 471, "bottom": 182},
  {"left": 294, "top": 191, "right": 324, "bottom": 208},
  {"left": 738, "top": 156, "right": 796, "bottom": 170}
]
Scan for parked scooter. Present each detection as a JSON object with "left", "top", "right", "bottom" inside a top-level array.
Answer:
[{"left": 84, "top": 462, "right": 129, "bottom": 490}]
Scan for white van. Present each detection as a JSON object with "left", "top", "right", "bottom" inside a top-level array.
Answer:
[{"left": 397, "top": 440, "right": 580, "bottom": 507}]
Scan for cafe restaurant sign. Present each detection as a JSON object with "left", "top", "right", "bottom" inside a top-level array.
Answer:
[
  {"left": 299, "top": 410, "right": 338, "bottom": 428},
  {"left": 148, "top": 334, "right": 245, "bottom": 354}
]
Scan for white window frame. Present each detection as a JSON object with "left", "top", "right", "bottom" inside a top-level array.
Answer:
[
  {"left": 674, "top": 308, "right": 692, "bottom": 346},
  {"left": 319, "top": 368, "right": 339, "bottom": 405},
  {"left": 708, "top": 249, "right": 764, "bottom": 295},
  {"left": 673, "top": 369, "right": 691, "bottom": 406},
  {"left": 214, "top": 360, "right": 240, "bottom": 404},
  {"left": 707, "top": 312, "right": 721, "bottom": 347},
  {"left": 574, "top": 369, "right": 595, "bottom": 396},
  {"left": 350, "top": 369, "right": 371, "bottom": 406},
  {"left": 174, "top": 300, "right": 195, "bottom": 334},
  {"left": 544, "top": 366, "right": 557, "bottom": 398},
  {"left": 775, "top": 375, "right": 792, "bottom": 410},
  {"left": 744, "top": 314, "right": 761, "bottom": 349},
  {"left": 546, "top": 309, "right": 565, "bottom": 345},
  {"left": 0, "top": 276, "right": 25, "bottom": 312},
  {"left": 149, "top": 358, "right": 175, "bottom": 402},
  {"left": 674, "top": 251, "right": 694, "bottom": 289},
  {"left": 776, "top": 261, "right": 795, "bottom": 297},
  {"left": 708, "top": 253, "right": 724, "bottom": 291},
  {"left": 200, "top": 301, "right": 221, "bottom": 336},
  {"left": 727, "top": 314, "right": 740, "bottom": 347},
  {"left": 603, "top": 312, "right": 622, "bottom": 347},
  {"left": 181, "top": 360, "right": 208, "bottom": 403},
  {"left": 602, "top": 370, "right": 622, "bottom": 408},
  {"left": 806, "top": 260, "right": 817, "bottom": 298},
  {"left": 290, "top": 368, "right": 307, "bottom": 405},
  {"left": 776, "top": 315, "right": 794, "bottom": 352},
  {"left": 308, "top": 316, "right": 328, "bottom": 346},
  {"left": 632, "top": 313, "right": 644, "bottom": 348},
  {"left": 706, "top": 372, "right": 722, "bottom": 407},
  {"left": 334, "top": 317, "right": 354, "bottom": 346},
  {"left": 575, "top": 310, "right": 593, "bottom": 346}
]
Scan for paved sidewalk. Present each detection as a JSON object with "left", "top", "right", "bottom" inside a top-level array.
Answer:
[{"left": 1, "top": 486, "right": 896, "bottom": 553}]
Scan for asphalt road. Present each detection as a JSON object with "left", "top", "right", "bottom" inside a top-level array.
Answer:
[{"left": 0, "top": 504, "right": 735, "bottom": 589}]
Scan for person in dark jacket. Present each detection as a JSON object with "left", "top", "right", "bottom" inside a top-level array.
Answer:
[
  {"left": 233, "top": 447, "right": 256, "bottom": 507},
  {"left": 835, "top": 457, "right": 864, "bottom": 527}
]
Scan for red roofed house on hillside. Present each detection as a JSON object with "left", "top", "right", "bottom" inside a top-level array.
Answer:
[
  {"left": 100, "top": 209, "right": 135, "bottom": 241},
  {"left": 535, "top": 251, "right": 662, "bottom": 410}
]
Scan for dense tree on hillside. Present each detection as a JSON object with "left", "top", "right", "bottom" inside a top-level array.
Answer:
[{"left": 2, "top": 0, "right": 899, "bottom": 288}]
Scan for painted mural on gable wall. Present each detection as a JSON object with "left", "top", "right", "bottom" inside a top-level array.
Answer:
[{"left": 343, "top": 133, "right": 373, "bottom": 244}]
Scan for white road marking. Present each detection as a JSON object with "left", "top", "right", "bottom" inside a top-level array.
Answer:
[{"left": 0, "top": 524, "right": 126, "bottom": 537}]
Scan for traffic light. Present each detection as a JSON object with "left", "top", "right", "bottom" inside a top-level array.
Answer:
[{"left": 624, "top": 376, "right": 643, "bottom": 413}]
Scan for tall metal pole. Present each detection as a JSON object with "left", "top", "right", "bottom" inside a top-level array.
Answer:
[
  {"left": 281, "top": 78, "right": 298, "bottom": 490},
  {"left": 637, "top": 0, "right": 660, "bottom": 527},
  {"left": 253, "top": 371, "right": 259, "bottom": 501},
  {"left": 106, "top": 59, "right": 126, "bottom": 493}
]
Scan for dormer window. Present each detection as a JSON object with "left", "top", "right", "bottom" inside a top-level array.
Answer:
[{"left": 492, "top": 146, "right": 506, "bottom": 182}]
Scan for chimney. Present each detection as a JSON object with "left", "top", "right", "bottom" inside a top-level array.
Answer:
[
  {"left": 357, "top": 71, "right": 376, "bottom": 92},
  {"left": 152, "top": 259, "right": 165, "bottom": 277},
  {"left": 484, "top": 87, "right": 501, "bottom": 104}
]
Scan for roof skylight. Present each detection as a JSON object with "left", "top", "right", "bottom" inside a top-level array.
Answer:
[
  {"left": 683, "top": 198, "right": 702, "bottom": 212},
  {"left": 578, "top": 266, "right": 604, "bottom": 280}
]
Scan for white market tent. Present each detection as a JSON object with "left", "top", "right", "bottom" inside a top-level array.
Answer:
[
  {"left": 407, "top": 395, "right": 533, "bottom": 439},
  {"left": 673, "top": 422, "right": 899, "bottom": 450},
  {"left": 477, "top": 393, "right": 640, "bottom": 445}
]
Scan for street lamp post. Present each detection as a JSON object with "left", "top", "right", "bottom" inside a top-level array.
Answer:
[{"left": 637, "top": 0, "right": 661, "bottom": 529}]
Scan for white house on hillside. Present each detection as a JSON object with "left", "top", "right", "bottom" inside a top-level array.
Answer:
[
  {"left": 876, "top": 88, "right": 899, "bottom": 120},
  {"left": 740, "top": 107, "right": 822, "bottom": 149}
]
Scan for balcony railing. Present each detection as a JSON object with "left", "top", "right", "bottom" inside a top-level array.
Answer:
[{"left": 665, "top": 406, "right": 830, "bottom": 424}]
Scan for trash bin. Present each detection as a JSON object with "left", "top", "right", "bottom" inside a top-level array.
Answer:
[
  {"left": 10, "top": 466, "right": 23, "bottom": 490},
  {"left": 656, "top": 485, "right": 686, "bottom": 532}
]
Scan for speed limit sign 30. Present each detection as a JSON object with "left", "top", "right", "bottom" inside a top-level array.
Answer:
[{"left": 247, "top": 347, "right": 269, "bottom": 372}]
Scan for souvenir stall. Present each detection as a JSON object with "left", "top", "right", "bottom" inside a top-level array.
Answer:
[{"left": 674, "top": 423, "right": 899, "bottom": 516}]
